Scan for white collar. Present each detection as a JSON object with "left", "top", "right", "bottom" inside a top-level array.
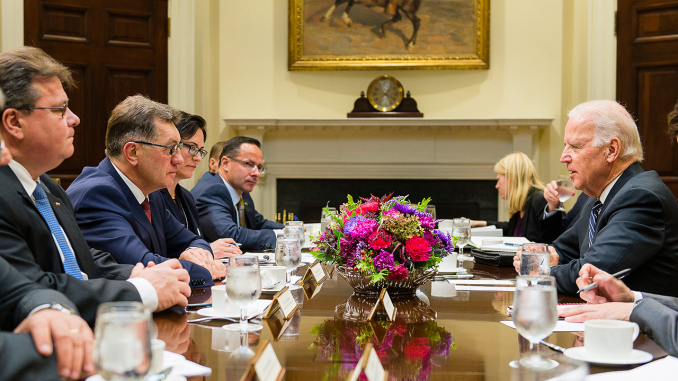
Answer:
[
  {"left": 111, "top": 162, "right": 147, "bottom": 204},
  {"left": 8, "top": 160, "right": 39, "bottom": 198},
  {"left": 599, "top": 173, "right": 622, "bottom": 204},
  {"left": 218, "top": 172, "right": 242, "bottom": 206}
]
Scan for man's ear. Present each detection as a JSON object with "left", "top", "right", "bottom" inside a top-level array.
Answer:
[
  {"left": 1, "top": 109, "right": 26, "bottom": 141},
  {"left": 606, "top": 137, "right": 621, "bottom": 163},
  {"left": 220, "top": 156, "right": 229, "bottom": 172},
  {"left": 122, "top": 142, "right": 140, "bottom": 166}
]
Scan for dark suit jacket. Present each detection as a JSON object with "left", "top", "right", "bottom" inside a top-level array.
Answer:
[
  {"left": 538, "top": 193, "right": 590, "bottom": 244},
  {"left": 487, "top": 187, "right": 548, "bottom": 243},
  {"left": 631, "top": 293, "right": 678, "bottom": 357},
  {"left": 0, "top": 166, "right": 142, "bottom": 325},
  {"left": 0, "top": 332, "right": 61, "bottom": 380},
  {"left": 66, "top": 158, "right": 213, "bottom": 287},
  {"left": 551, "top": 162, "right": 678, "bottom": 296},
  {"left": 159, "top": 186, "right": 202, "bottom": 237},
  {"left": 191, "top": 172, "right": 284, "bottom": 250}
]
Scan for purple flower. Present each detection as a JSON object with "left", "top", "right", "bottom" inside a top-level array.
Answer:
[
  {"left": 392, "top": 203, "right": 417, "bottom": 215},
  {"left": 343, "top": 216, "right": 366, "bottom": 235},
  {"left": 419, "top": 216, "right": 436, "bottom": 229},
  {"left": 340, "top": 237, "right": 358, "bottom": 267},
  {"left": 424, "top": 230, "right": 441, "bottom": 247},
  {"left": 434, "top": 229, "right": 454, "bottom": 253},
  {"left": 349, "top": 219, "right": 379, "bottom": 240},
  {"left": 374, "top": 250, "right": 395, "bottom": 272}
]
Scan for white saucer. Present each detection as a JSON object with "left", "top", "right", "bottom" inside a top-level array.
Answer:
[
  {"left": 563, "top": 347, "right": 653, "bottom": 365},
  {"left": 438, "top": 267, "right": 467, "bottom": 275},
  {"left": 196, "top": 300, "right": 271, "bottom": 318},
  {"left": 87, "top": 374, "right": 186, "bottom": 381},
  {"left": 261, "top": 282, "right": 285, "bottom": 294}
]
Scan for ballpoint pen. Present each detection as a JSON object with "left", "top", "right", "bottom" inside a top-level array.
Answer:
[{"left": 577, "top": 268, "right": 631, "bottom": 294}]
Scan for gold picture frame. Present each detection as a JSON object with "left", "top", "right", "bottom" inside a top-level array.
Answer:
[{"left": 288, "top": 0, "right": 490, "bottom": 71}]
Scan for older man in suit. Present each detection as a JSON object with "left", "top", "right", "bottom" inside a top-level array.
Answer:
[
  {"left": 514, "top": 100, "right": 678, "bottom": 297},
  {"left": 0, "top": 46, "right": 191, "bottom": 325},
  {"left": 192, "top": 136, "right": 284, "bottom": 250},
  {"left": 67, "top": 95, "right": 227, "bottom": 287}
]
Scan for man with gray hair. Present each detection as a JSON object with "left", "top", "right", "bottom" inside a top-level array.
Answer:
[{"left": 515, "top": 100, "right": 678, "bottom": 296}]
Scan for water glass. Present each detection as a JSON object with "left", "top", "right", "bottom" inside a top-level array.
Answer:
[
  {"left": 275, "top": 234, "right": 302, "bottom": 284},
  {"left": 224, "top": 255, "right": 263, "bottom": 332},
  {"left": 284, "top": 221, "right": 305, "bottom": 246},
  {"left": 425, "top": 204, "right": 437, "bottom": 221},
  {"left": 513, "top": 275, "right": 558, "bottom": 370},
  {"left": 555, "top": 175, "right": 574, "bottom": 212},
  {"left": 519, "top": 243, "right": 550, "bottom": 275},
  {"left": 93, "top": 302, "right": 152, "bottom": 381},
  {"left": 453, "top": 218, "right": 472, "bottom": 265}
]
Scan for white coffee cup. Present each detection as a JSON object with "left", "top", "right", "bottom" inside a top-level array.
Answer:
[
  {"left": 211, "top": 285, "right": 238, "bottom": 315},
  {"left": 438, "top": 220, "right": 454, "bottom": 230},
  {"left": 149, "top": 338, "right": 165, "bottom": 375},
  {"left": 438, "top": 252, "right": 458, "bottom": 272},
  {"left": 584, "top": 319, "right": 640, "bottom": 361},
  {"left": 260, "top": 266, "right": 287, "bottom": 288},
  {"left": 431, "top": 281, "right": 456, "bottom": 297}
]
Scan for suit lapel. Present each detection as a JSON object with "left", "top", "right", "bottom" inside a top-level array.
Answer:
[{"left": 243, "top": 193, "right": 257, "bottom": 229}]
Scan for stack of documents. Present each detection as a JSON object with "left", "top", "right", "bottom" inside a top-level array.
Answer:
[{"left": 469, "top": 236, "right": 530, "bottom": 252}]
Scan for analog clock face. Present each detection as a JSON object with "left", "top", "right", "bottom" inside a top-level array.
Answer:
[{"left": 367, "top": 76, "right": 403, "bottom": 112}]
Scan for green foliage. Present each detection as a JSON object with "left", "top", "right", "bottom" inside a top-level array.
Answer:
[
  {"left": 370, "top": 269, "right": 388, "bottom": 283},
  {"left": 416, "top": 197, "right": 432, "bottom": 212},
  {"left": 346, "top": 194, "right": 357, "bottom": 210},
  {"left": 323, "top": 203, "right": 342, "bottom": 225},
  {"left": 413, "top": 254, "right": 441, "bottom": 269}
]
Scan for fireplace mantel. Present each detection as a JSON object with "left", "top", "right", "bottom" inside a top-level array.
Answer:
[{"left": 222, "top": 118, "right": 553, "bottom": 220}]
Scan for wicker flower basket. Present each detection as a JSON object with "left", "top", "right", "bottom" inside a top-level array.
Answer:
[{"left": 335, "top": 265, "right": 437, "bottom": 296}]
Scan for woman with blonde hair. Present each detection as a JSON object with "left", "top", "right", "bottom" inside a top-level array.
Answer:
[{"left": 473, "top": 152, "right": 549, "bottom": 242}]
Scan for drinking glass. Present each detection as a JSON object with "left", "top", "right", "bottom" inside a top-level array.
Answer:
[
  {"left": 555, "top": 175, "right": 574, "bottom": 212},
  {"left": 513, "top": 275, "right": 558, "bottom": 370},
  {"left": 284, "top": 221, "right": 305, "bottom": 247},
  {"left": 93, "top": 302, "right": 152, "bottom": 381},
  {"left": 519, "top": 243, "right": 551, "bottom": 275},
  {"left": 275, "top": 234, "right": 302, "bottom": 284},
  {"left": 320, "top": 207, "right": 337, "bottom": 234},
  {"left": 225, "top": 332, "right": 255, "bottom": 381},
  {"left": 452, "top": 218, "right": 472, "bottom": 265},
  {"left": 224, "top": 255, "right": 263, "bottom": 332},
  {"left": 425, "top": 204, "right": 437, "bottom": 221}
]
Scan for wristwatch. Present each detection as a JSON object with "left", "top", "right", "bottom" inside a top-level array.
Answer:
[{"left": 27, "top": 303, "right": 77, "bottom": 318}]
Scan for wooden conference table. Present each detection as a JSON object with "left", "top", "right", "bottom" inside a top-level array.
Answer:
[{"left": 154, "top": 262, "right": 668, "bottom": 381}]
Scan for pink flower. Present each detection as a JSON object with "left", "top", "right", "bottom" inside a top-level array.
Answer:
[
  {"left": 388, "top": 264, "right": 409, "bottom": 280},
  {"left": 405, "top": 236, "right": 432, "bottom": 262}
]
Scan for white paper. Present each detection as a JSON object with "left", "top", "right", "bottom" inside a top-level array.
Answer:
[
  {"left": 311, "top": 282, "right": 324, "bottom": 298},
  {"left": 454, "top": 285, "right": 516, "bottom": 292},
  {"left": 382, "top": 290, "right": 395, "bottom": 321},
  {"left": 469, "top": 236, "right": 530, "bottom": 252},
  {"left": 348, "top": 353, "right": 365, "bottom": 381},
  {"left": 364, "top": 347, "right": 386, "bottom": 381},
  {"left": 254, "top": 343, "right": 283, "bottom": 381},
  {"left": 501, "top": 320, "right": 585, "bottom": 332},
  {"left": 584, "top": 356, "right": 678, "bottom": 380},
  {"left": 277, "top": 288, "right": 297, "bottom": 317},
  {"left": 310, "top": 262, "right": 326, "bottom": 282},
  {"left": 446, "top": 279, "right": 514, "bottom": 286},
  {"left": 301, "top": 253, "right": 316, "bottom": 264}
]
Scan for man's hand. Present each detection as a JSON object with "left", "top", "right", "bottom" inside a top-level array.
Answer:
[
  {"left": 576, "top": 264, "right": 634, "bottom": 304},
  {"left": 559, "top": 302, "right": 634, "bottom": 322},
  {"left": 544, "top": 181, "right": 567, "bottom": 213},
  {"left": 512, "top": 246, "right": 559, "bottom": 274},
  {"left": 131, "top": 259, "right": 191, "bottom": 310},
  {"left": 513, "top": 248, "right": 522, "bottom": 274},
  {"left": 180, "top": 248, "right": 227, "bottom": 280},
  {"left": 14, "top": 309, "right": 94, "bottom": 380},
  {"left": 210, "top": 238, "right": 242, "bottom": 259}
]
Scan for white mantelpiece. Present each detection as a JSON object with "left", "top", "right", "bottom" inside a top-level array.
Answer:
[{"left": 223, "top": 118, "right": 553, "bottom": 220}]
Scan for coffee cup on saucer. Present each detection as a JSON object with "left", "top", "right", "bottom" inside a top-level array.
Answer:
[
  {"left": 438, "top": 252, "right": 458, "bottom": 272},
  {"left": 584, "top": 319, "right": 639, "bottom": 361},
  {"left": 260, "top": 266, "right": 286, "bottom": 288},
  {"left": 211, "top": 285, "right": 238, "bottom": 315}
]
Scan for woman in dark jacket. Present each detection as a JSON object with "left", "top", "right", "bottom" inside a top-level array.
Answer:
[{"left": 159, "top": 112, "right": 241, "bottom": 258}]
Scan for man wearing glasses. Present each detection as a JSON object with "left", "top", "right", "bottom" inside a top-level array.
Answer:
[
  {"left": 192, "top": 136, "right": 284, "bottom": 250},
  {"left": 67, "top": 95, "right": 227, "bottom": 286}
]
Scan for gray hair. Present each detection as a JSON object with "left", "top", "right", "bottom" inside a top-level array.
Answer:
[
  {"left": 567, "top": 100, "right": 644, "bottom": 162},
  {"left": 105, "top": 95, "right": 180, "bottom": 158}
]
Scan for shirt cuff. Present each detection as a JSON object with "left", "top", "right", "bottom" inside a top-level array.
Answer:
[
  {"left": 633, "top": 291, "right": 643, "bottom": 303},
  {"left": 542, "top": 205, "right": 559, "bottom": 219},
  {"left": 273, "top": 229, "right": 284, "bottom": 237},
  {"left": 127, "top": 277, "right": 159, "bottom": 312}
]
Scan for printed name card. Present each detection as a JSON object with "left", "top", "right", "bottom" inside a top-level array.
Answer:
[
  {"left": 264, "top": 286, "right": 299, "bottom": 320},
  {"left": 302, "top": 280, "right": 324, "bottom": 301},
  {"left": 348, "top": 344, "right": 388, "bottom": 381},
  {"left": 240, "top": 340, "right": 285, "bottom": 381},
  {"left": 368, "top": 289, "right": 397, "bottom": 321},
  {"left": 301, "top": 260, "right": 328, "bottom": 285}
]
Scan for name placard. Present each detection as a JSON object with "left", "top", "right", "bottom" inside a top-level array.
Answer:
[
  {"left": 263, "top": 286, "right": 299, "bottom": 320},
  {"left": 239, "top": 340, "right": 285, "bottom": 381},
  {"left": 367, "top": 289, "right": 397, "bottom": 321},
  {"left": 302, "top": 280, "right": 324, "bottom": 300},
  {"left": 348, "top": 344, "right": 388, "bottom": 381},
  {"left": 264, "top": 312, "right": 295, "bottom": 341},
  {"left": 301, "top": 260, "right": 328, "bottom": 285}
]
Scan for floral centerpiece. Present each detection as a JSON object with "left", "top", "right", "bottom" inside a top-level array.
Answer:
[{"left": 312, "top": 193, "right": 455, "bottom": 294}]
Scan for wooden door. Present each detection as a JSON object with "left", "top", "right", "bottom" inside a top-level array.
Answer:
[
  {"left": 24, "top": 0, "right": 168, "bottom": 188},
  {"left": 617, "top": 0, "right": 678, "bottom": 199}
]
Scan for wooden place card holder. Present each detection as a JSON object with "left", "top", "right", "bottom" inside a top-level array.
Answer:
[
  {"left": 347, "top": 343, "right": 388, "bottom": 381},
  {"left": 302, "top": 280, "right": 324, "bottom": 300},
  {"left": 239, "top": 340, "right": 285, "bottom": 381},
  {"left": 263, "top": 286, "right": 299, "bottom": 320},
  {"left": 265, "top": 312, "right": 294, "bottom": 341},
  {"left": 367, "top": 288, "right": 397, "bottom": 322},
  {"left": 301, "top": 260, "right": 329, "bottom": 285}
]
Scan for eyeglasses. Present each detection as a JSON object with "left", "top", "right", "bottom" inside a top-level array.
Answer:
[
  {"left": 133, "top": 141, "right": 184, "bottom": 156},
  {"left": 23, "top": 101, "right": 69, "bottom": 118},
  {"left": 182, "top": 142, "right": 208, "bottom": 159},
  {"left": 228, "top": 156, "right": 267, "bottom": 174}
]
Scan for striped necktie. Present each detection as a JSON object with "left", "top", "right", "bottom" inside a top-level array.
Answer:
[
  {"left": 33, "top": 182, "right": 84, "bottom": 280},
  {"left": 141, "top": 198, "right": 152, "bottom": 223},
  {"left": 588, "top": 199, "right": 603, "bottom": 247},
  {"left": 238, "top": 198, "right": 246, "bottom": 227}
]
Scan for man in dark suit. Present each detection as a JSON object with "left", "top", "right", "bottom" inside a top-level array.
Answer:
[
  {"left": 0, "top": 46, "right": 191, "bottom": 325},
  {"left": 539, "top": 192, "right": 590, "bottom": 243},
  {"left": 67, "top": 95, "right": 226, "bottom": 286},
  {"left": 514, "top": 100, "right": 678, "bottom": 297},
  {"left": 192, "top": 136, "right": 284, "bottom": 250}
]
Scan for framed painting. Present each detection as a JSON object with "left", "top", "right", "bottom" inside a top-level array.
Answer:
[{"left": 288, "top": 0, "right": 490, "bottom": 71}]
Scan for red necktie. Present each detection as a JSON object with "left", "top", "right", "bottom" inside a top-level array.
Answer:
[{"left": 141, "top": 199, "right": 152, "bottom": 223}]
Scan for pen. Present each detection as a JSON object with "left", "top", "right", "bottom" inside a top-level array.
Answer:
[
  {"left": 577, "top": 268, "right": 632, "bottom": 294},
  {"left": 433, "top": 274, "right": 474, "bottom": 281},
  {"left": 504, "top": 243, "right": 522, "bottom": 247},
  {"left": 230, "top": 242, "right": 242, "bottom": 246},
  {"left": 539, "top": 340, "right": 566, "bottom": 353}
]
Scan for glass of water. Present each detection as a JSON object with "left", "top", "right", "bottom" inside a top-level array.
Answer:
[
  {"left": 452, "top": 218, "right": 472, "bottom": 265},
  {"left": 555, "top": 175, "right": 574, "bottom": 212},
  {"left": 519, "top": 243, "right": 551, "bottom": 275},
  {"left": 93, "top": 302, "right": 152, "bottom": 381},
  {"left": 513, "top": 275, "right": 558, "bottom": 370},
  {"left": 224, "top": 255, "right": 263, "bottom": 332},
  {"left": 275, "top": 234, "right": 302, "bottom": 284},
  {"left": 284, "top": 221, "right": 305, "bottom": 247}
]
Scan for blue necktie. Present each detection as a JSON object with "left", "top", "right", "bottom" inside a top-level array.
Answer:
[
  {"left": 33, "top": 183, "right": 84, "bottom": 280},
  {"left": 588, "top": 199, "right": 603, "bottom": 247}
]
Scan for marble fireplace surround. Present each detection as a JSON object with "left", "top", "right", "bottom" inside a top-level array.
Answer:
[{"left": 223, "top": 118, "right": 553, "bottom": 221}]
